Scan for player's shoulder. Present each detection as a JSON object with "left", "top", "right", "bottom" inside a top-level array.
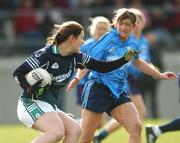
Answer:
[
  {"left": 92, "top": 31, "right": 114, "bottom": 48},
  {"left": 33, "top": 45, "right": 50, "bottom": 58},
  {"left": 103, "top": 29, "right": 116, "bottom": 40}
]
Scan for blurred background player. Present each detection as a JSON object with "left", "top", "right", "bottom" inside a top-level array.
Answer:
[
  {"left": 75, "top": 16, "right": 111, "bottom": 127},
  {"left": 93, "top": 8, "right": 161, "bottom": 143},
  {"left": 145, "top": 73, "right": 180, "bottom": 143}
]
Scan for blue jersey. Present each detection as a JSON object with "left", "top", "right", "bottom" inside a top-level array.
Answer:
[
  {"left": 82, "top": 28, "right": 141, "bottom": 98},
  {"left": 79, "top": 38, "right": 98, "bottom": 85},
  {"left": 127, "top": 35, "right": 151, "bottom": 76}
]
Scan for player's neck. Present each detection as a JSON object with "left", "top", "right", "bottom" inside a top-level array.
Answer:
[{"left": 58, "top": 43, "right": 72, "bottom": 56}]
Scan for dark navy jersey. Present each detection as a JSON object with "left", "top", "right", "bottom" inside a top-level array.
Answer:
[{"left": 13, "top": 45, "right": 129, "bottom": 93}]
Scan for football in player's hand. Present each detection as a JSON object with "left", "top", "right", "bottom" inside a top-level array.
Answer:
[{"left": 25, "top": 68, "right": 51, "bottom": 87}]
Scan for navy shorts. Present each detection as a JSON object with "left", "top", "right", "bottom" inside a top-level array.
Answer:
[{"left": 81, "top": 80, "right": 131, "bottom": 116}]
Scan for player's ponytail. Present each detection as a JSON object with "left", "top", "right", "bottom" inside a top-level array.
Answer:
[{"left": 46, "top": 21, "right": 83, "bottom": 46}]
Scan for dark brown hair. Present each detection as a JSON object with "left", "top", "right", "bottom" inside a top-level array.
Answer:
[
  {"left": 46, "top": 21, "right": 84, "bottom": 45},
  {"left": 112, "top": 8, "right": 137, "bottom": 26},
  {"left": 117, "top": 11, "right": 136, "bottom": 25}
]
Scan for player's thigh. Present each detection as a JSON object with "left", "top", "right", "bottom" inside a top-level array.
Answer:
[
  {"left": 57, "top": 110, "right": 81, "bottom": 134},
  {"left": 81, "top": 109, "right": 103, "bottom": 138},
  {"left": 33, "top": 112, "right": 65, "bottom": 133},
  {"left": 111, "top": 102, "right": 141, "bottom": 132}
]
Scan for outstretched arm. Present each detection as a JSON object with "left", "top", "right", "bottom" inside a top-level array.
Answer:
[
  {"left": 66, "top": 69, "right": 89, "bottom": 92},
  {"left": 76, "top": 49, "right": 139, "bottom": 73},
  {"left": 134, "top": 58, "right": 177, "bottom": 80}
]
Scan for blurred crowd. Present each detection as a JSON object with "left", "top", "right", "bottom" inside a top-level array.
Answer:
[{"left": 0, "top": 0, "right": 179, "bottom": 55}]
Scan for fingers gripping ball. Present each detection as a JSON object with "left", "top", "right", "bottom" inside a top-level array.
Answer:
[{"left": 25, "top": 68, "right": 51, "bottom": 87}]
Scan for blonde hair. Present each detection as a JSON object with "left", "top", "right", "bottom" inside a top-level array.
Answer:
[
  {"left": 89, "top": 16, "right": 111, "bottom": 37},
  {"left": 129, "top": 8, "right": 146, "bottom": 26},
  {"left": 46, "top": 21, "right": 84, "bottom": 46}
]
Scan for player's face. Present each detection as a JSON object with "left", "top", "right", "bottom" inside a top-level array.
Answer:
[
  {"left": 72, "top": 31, "right": 85, "bottom": 53},
  {"left": 95, "top": 22, "right": 110, "bottom": 40},
  {"left": 116, "top": 18, "right": 135, "bottom": 40}
]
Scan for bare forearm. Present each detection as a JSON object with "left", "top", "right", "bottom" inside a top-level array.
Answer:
[
  {"left": 76, "top": 69, "right": 89, "bottom": 80},
  {"left": 134, "top": 59, "right": 161, "bottom": 79}
]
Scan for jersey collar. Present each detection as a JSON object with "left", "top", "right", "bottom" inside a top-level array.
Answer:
[{"left": 52, "top": 45, "right": 60, "bottom": 54}]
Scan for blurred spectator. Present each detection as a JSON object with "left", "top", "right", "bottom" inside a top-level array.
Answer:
[
  {"left": 32, "top": 0, "right": 43, "bottom": 8},
  {"left": 103, "top": 0, "right": 126, "bottom": 19},
  {"left": 89, "top": 0, "right": 104, "bottom": 8},
  {"left": 0, "top": 19, "right": 15, "bottom": 56},
  {"left": 89, "top": 0, "right": 108, "bottom": 17},
  {"left": 79, "top": 0, "right": 92, "bottom": 8},
  {"left": 147, "top": 8, "right": 176, "bottom": 49},
  {"left": 69, "top": 0, "right": 80, "bottom": 8},
  {"left": 143, "top": 0, "right": 166, "bottom": 6},
  {"left": 164, "top": 0, "right": 180, "bottom": 43},
  {"left": 103, "top": 0, "right": 126, "bottom": 8},
  {"left": 37, "top": 0, "right": 64, "bottom": 38},
  {"left": 0, "top": 0, "right": 16, "bottom": 56},
  {"left": 14, "top": 0, "right": 41, "bottom": 52},
  {"left": 54, "top": 0, "right": 70, "bottom": 8},
  {"left": 0, "top": 20, "right": 6, "bottom": 55},
  {"left": 0, "top": 0, "right": 16, "bottom": 10},
  {"left": 14, "top": 0, "right": 39, "bottom": 37}
]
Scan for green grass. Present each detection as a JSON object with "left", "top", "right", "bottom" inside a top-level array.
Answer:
[
  {"left": 102, "top": 119, "right": 180, "bottom": 143},
  {"left": 0, "top": 119, "right": 179, "bottom": 143}
]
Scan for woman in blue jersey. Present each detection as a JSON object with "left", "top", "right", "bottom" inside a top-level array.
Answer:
[
  {"left": 13, "top": 21, "right": 136, "bottom": 143},
  {"left": 67, "top": 9, "right": 177, "bottom": 143},
  {"left": 93, "top": 8, "right": 156, "bottom": 143}
]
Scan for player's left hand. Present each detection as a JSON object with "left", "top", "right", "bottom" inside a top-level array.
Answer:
[
  {"left": 66, "top": 77, "right": 80, "bottom": 93},
  {"left": 158, "top": 72, "right": 178, "bottom": 80}
]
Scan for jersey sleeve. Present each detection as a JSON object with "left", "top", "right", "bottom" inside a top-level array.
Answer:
[
  {"left": 13, "top": 48, "right": 49, "bottom": 90},
  {"left": 75, "top": 53, "right": 129, "bottom": 73},
  {"left": 13, "top": 61, "right": 31, "bottom": 90}
]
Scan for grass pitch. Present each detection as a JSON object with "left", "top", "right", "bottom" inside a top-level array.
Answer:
[{"left": 0, "top": 119, "right": 179, "bottom": 143}]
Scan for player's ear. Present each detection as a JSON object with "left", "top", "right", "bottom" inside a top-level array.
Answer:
[{"left": 68, "top": 35, "right": 76, "bottom": 43}]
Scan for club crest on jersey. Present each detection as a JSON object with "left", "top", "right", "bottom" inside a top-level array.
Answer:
[{"left": 51, "top": 62, "right": 59, "bottom": 69}]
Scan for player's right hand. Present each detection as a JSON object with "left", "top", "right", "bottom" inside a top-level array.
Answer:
[{"left": 66, "top": 77, "right": 80, "bottom": 93}]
